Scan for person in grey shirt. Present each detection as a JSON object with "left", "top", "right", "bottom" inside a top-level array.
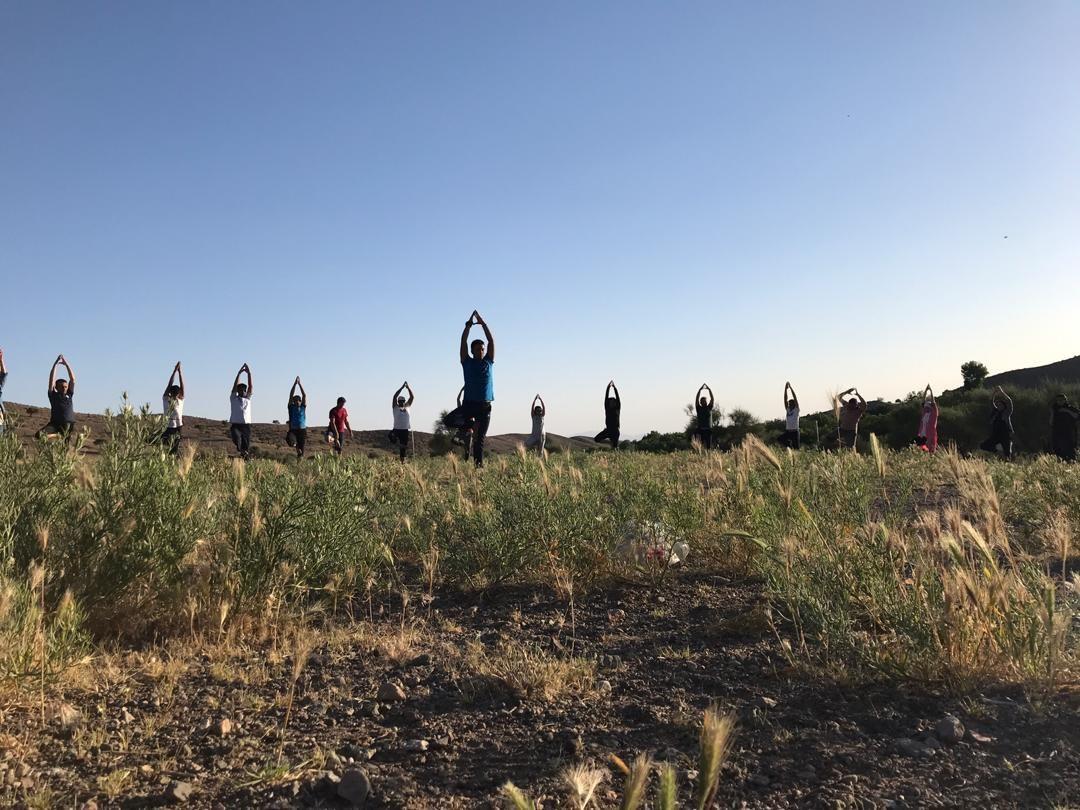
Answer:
[{"left": 524, "top": 394, "right": 546, "bottom": 454}]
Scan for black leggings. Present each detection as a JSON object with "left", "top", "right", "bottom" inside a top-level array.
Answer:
[
  {"left": 980, "top": 431, "right": 1013, "bottom": 459},
  {"left": 161, "top": 426, "right": 182, "bottom": 455},
  {"left": 695, "top": 428, "right": 712, "bottom": 449},
  {"left": 445, "top": 401, "right": 492, "bottom": 466},
  {"left": 389, "top": 428, "right": 410, "bottom": 460},
  {"left": 779, "top": 430, "right": 801, "bottom": 449},
  {"left": 594, "top": 426, "right": 620, "bottom": 449},
  {"left": 230, "top": 423, "right": 252, "bottom": 459},
  {"left": 286, "top": 427, "right": 307, "bottom": 457}
]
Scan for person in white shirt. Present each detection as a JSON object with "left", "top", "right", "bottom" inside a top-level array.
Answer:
[
  {"left": 388, "top": 381, "right": 414, "bottom": 461},
  {"left": 161, "top": 361, "right": 185, "bottom": 455},
  {"left": 229, "top": 363, "right": 254, "bottom": 460},
  {"left": 780, "top": 382, "right": 800, "bottom": 449},
  {"left": 524, "top": 394, "right": 546, "bottom": 454}
]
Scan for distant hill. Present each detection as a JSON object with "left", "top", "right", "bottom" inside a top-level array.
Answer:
[
  {"left": 984, "top": 355, "right": 1080, "bottom": 391},
  {"left": 0, "top": 402, "right": 599, "bottom": 460}
]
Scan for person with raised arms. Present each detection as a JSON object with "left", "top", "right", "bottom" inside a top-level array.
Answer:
[
  {"left": 835, "top": 387, "right": 866, "bottom": 451},
  {"left": 1050, "top": 393, "right": 1080, "bottom": 462},
  {"left": 286, "top": 377, "right": 307, "bottom": 459},
  {"left": 594, "top": 380, "right": 621, "bottom": 449},
  {"left": 228, "top": 363, "right": 254, "bottom": 460},
  {"left": 443, "top": 311, "right": 495, "bottom": 467},
  {"left": 915, "top": 384, "right": 939, "bottom": 453},
  {"left": 524, "top": 394, "right": 546, "bottom": 454},
  {"left": 980, "top": 386, "right": 1014, "bottom": 460},
  {"left": 37, "top": 354, "right": 77, "bottom": 442},
  {"left": 694, "top": 383, "right": 714, "bottom": 449},
  {"left": 389, "top": 382, "right": 414, "bottom": 462},
  {"left": 0, "top": 348, "right": 7, "bottom": 434},
  {"left": 780, "top": 382, "right": 800, "bottom": 449},
  {"left": 161, "top": 361, "right": 185, "bottom": 454},
  {"left": 327, "top": 396, "right": 352, "bottom": 456}
]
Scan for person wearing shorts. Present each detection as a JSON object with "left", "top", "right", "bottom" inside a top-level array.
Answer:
[
  {"left": 229, "top": 364, "right": 254, "bottom": 460},
  {"left": 694, "top": 383, "right": 714, "bottom": 449},
  {"left": 524, "top": 394, "right": 546, "bottom": 454},
  {"left": 37, "top": 354, "right": 76, "bottom": 441},
  {"left": 388, "top": 382, "right": 414, "bottom": 461},
  {"left": 286, "top": 376, "right": 307, "bottom": 459},
  {"left": 443, "top": 311, "right": 495, "bottom": 468},
  {"left": 836, "top": 387, "right": 866, "bottom": 451},
  {"left": 328, "top": 397, "right": 352, "bottom": 455},
  {"left": 780, "top": 382, "right": 801, "bottom": 449},
  {"left": 161, "top": 361, "right": 185, "bottom": 455},
  {"left": 594, "top": 381, "right": 621, "bottom": 449}
]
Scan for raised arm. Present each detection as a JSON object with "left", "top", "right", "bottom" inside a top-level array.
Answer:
[
  {"left": 855, "top": 388, "right": 866, "bottom": 408},
  {"left": 0, "top": 348, "right": 6, "bottom": 376},
  {"left": 926, "top": 384, "right": 935, "bottom": 406},
  {"left": 240, "top": 364, "right": 252, "bottom": 397},
  {"left": 404, "top": 382, "right": 414, "bottom": 407},
  {"left": 703, "top": 384, "right": 714, "bottom": 409},
  {"left": 611, "top": 382, "right": 620, "bottom": 403},
  {"left": 460, "top": 316, "right": 473, "bottom": 362},
  {"left": 165, "top": 362, "right": 178, "bottom": 397},
  {"left": 60, "top": 355, "right": 75, "bottom": 394},
  {"left": 392, "top": 383, "right": 405, "bottom": 408},
  {"left": 475, "top": 311, "right": 494, "bottom": 362},
  {"left": 457, "top": 386, "right": 464, "bottom": 408},
  {"left": 787, "top": 382, "right": 799, "bottom": 409},
  {"left": 48, "top": 356, "right": 60, "bottom": 393},
  {"left": 176, "top": 362, "right": 184, "bottom": 399},
  {"left": 232, "top": 366, "right": 244, "bottom": 395},
  {"left": 997, "top": 386, "right": 1012, "bottom": 412}
]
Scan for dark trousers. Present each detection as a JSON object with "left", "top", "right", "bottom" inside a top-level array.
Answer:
[
  {"left": 389, "top": 429, "right": 410, "bottom": 460},
  {"left": 230, "top": 423, "right": 252, "bottom": 459},
  {"left": 38, "top": 421, "right": 75, "bottom": 443},
  {"left": 445, "top": 401, "right": 491, "bottom": 466},
  {"left": 780, "top": 429, "right": 801, "bottom": 449},
  {"left": 161, "top": 426, "right": 182, "bottom": 455},
  {"left": 980, "top": 431, "right": 1013, "bottom": 459},
  {"left": 695, "top": 428, "right": 713, "bottom": 449},
  {"left": 286, "top": 427, "right": 307, "bottom": 457},
  {"left": 594, "top": 425, "right": 620, "bottom": 449}
]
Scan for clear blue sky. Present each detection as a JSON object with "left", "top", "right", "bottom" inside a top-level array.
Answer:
[{"left": 2, "top": 2, "right": 1078, "bottom": 437}]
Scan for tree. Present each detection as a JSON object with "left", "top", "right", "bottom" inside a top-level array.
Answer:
[
  {"left": 961, "top": 361, "right": 989, "bottom": 390},
  {"left": 430, "top": 410, "right": 453, "bottom": 456}
]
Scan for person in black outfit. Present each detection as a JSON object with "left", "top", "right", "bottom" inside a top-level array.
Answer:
[
  {"left": 37, "top": 354, "right": 76, "bottom": 441},
  {"left": 694, "top": 383, "right": 714, "bottom": 449},
  {"left": 979, "top": 386, "right": 1014, "bottom": 460},
  {"left": 594, "top": 380, "right": 621, "bottom": 449},
  {"left": 1050, "top": 394, "right": 1080, "bottom": 461}
]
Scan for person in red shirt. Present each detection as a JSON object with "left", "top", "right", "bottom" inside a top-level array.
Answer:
[{"left": 327, "top": 397, "right": 352, "bottom": 455}]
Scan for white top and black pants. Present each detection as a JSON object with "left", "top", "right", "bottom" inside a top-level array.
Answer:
[
  {"left": 389, "top": 406, "right": 411, "bottom": 461},
  {"left": 162, "top": 395, "right": 184, "bottom": 454},
  {"left": 230, "top": 394, "right": 253, "bottom": 459},
  {"left": 780, "top": 406, "right": 801, "bottom": 449}
]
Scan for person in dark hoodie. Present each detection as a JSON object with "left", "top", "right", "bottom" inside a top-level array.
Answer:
[
  {"left": 594, "top": 380, "right": 621, "bottom": 449},
  {"left": 979, "top": 386, "right": 1014, "bottom": 460},
  {"left": 1049, "top": 393, "right": 1080, "bottom": 461}
]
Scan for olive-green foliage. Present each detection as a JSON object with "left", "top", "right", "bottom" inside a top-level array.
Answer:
[{"left": 1, "top": 406, "right": 1077, "bottom": 690}]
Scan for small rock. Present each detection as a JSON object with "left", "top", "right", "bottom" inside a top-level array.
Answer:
[
  {"left": 15, "top": 763, "right": 30, "bottom": 778},
  {"left": 377, "top": 681, "right": 407, "bottom": 702},
  {"left": 404, "top": 739, "right": 429, "bottom": 753},
  {"left": 935, "top": 715, "right": 965, "bottom": 745},
  {"left": 80, "top": 802, "right": 99, "bottom": 810},
  {"left": 750, "top": 773, "right": 770, "bottom": 787},
  {"left": 163, "top": 780, "right": 194, "bottom": 803},
  {"left": 140, "top": 764, "right": 154, "bottom": 775},
  {"left": 213, "top": 718, "right": 233, "bottom": 737},
  {"left": 314, "top": 770, "right": 341, "bottom": 795},
  {"left": 326, "top": 750, "right": 345, "bottom": 771},
  {"left": 121, "top": 708, "right": 136, "bottom": 724},
  {"left": 53, "top": 703, "right": 83, "bottom": 732},
  {"left": 896, "top": 738, "right": 933, "bottom": 758},
  {"left": 597, "top": 680, "right": 613, "bottom": 695},
  {"left": 752, "top": 696, "right": 777, "bottom": 710},
  {"left": 337, "top": 767, "right": 371, "bottom": 806}
]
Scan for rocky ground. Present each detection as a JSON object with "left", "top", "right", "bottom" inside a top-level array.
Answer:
[{"left": 2, "top": 571, "right": 1078, "bottom": 809}]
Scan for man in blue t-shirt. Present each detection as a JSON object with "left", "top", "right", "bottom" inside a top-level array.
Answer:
[
  {"left": 443, "top": 310, "right": 495, "bottom": 467},
  {"left": 286, "top": 376, "right": 307, "bottom": 459}
]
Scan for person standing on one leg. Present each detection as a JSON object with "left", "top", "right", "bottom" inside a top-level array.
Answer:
[
  {"left": 443, "top": 311, "right": 495, "bottom": 467},
  {"left": 37, "top": 355, "right": 77, "bottom": 441},
  {"left": 328, "top": 397, "right": 352, "bottom": 456},
  {"left": 229, "top": 364, "right": 254, "bottom": 460},
  {"left": 780, "top": 382, "right": 801, "bottom": 449},
  {"left": 694, "top": 384, "right": 714, "bottom": 449},
  {"left": 980, "top": 386, "right": 1014, "bottom": 460},
  {"left": 451, "top": 385, "right": 474, "bottom": 460},
  {"left": 389, "top": 382, "right": 414, "bottom": 461},
  {"left": 915, "top": 384, "right": 939, "bottom": 453},
  {"left": 286, "top": 377, "right": 307, "bottom": 459},
  {"left": 594, "top": 381, "right": 621, "bottom": 449},
  {"left": 0, "top": 348, "right": 8, "bottom": 434},
  {"left": 1049, "top": 393, "right": 1080, "bottom": 461},
  {"left": 161, "top": 361, "right": 185, "bottom": 454},
  {"left": 524, "top": 394, "right": 546, "bottom": 454},
  {"left": 835, "top": 387, "right": 866, "bottom": 451}
]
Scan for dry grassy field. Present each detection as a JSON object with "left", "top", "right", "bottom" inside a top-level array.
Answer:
[{"left": 0, "top": 407, "right": 1078, "bottom": 808}]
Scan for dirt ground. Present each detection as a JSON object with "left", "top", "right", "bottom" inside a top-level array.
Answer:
[{"left": 2, "top": 571, "right": 1077, "bottom": 809}]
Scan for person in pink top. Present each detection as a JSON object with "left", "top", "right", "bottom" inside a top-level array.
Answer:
[{"left": 915, "top": 384, "right": 939, "bottom": 453}]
